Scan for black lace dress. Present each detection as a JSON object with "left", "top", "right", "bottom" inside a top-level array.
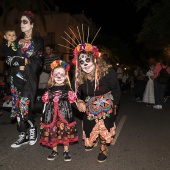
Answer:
[{"left": 40, "top": 85, "right": 78, "bottom": 147}]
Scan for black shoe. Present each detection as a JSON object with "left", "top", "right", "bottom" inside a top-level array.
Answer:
[
  {"left": 97, "top": 147, "right": 108, "bottom": 163},
  {"left": 63, "top": 151, "right": 72, "bottom": 162},
  {"left": 11, "top": 132, "right": 29, "bottom": 148},
  {"left": 16, "top": 72, "right": 27, "bottom": 81},
  {"left": 85, "top": 146, "right": 93, "bottom": 151},
  {"left": 47, "top": 150, "right": 58, "bottom": 161},
  {"left": 29, "top": 126, "right": 37, "bottom": 145}
]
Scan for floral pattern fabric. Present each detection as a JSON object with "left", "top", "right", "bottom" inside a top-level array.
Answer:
[{"left": 40, "top": 87, "right": 78, "bottom": 147}]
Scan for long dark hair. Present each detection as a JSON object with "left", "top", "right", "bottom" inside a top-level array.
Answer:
[{"left": 18, "top": 11, "right": 41, "bottom": 40}]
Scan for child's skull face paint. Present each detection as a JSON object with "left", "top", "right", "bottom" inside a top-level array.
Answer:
[
  {"left": 53, "top": 68, "right": 66, "bottom": 85},
  {"left": 20, "top": 16, "right": 33, "bottom": 32},
  {"left": 79, "top": 54, "right": 94, "bottom": 73}
]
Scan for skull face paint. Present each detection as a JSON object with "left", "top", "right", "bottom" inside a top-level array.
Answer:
[
  {"left": 21, "top": 16, "right": 33, "bottom": 33},
  {"left": 53, "top": 67, "right": 66, "bottom": 85},
  {"left": 79, "top": 53, "right": 94, "bottom": 73}
]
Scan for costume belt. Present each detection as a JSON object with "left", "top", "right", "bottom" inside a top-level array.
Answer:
[{"left": 85, "top": 91, "right": 114, "bottom": 121}]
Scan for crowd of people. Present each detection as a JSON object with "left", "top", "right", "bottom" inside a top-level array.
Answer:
[
  {"left": 0, "top": 10, "right": 170, "bottom": 164},
  {"left": 116, "top": 58, "right": 170, "bottom": 110}
]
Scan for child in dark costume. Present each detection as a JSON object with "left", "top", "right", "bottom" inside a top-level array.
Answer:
[
  {"left": 2, "top": 28, "right": 27, "bottom": 81},
  {"left": 40, "top": 60, "right": 78, "bottom": 162}
]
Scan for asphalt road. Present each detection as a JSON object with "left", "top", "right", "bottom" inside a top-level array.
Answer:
[{"left": 0, "top": 93, "right": 170, "bottom": 170}]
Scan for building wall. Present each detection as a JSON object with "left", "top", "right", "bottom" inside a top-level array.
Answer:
[{"left": 0, "top": 9, "right": 99, "bottom": 62}]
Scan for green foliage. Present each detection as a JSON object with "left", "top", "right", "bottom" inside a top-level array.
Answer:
[
  {"left": 134, "top": 0, "right": 152, "bottom": 11},
  {"left": 137, "top": 0, "right": 170, "bottom": 50},
  {"left": 95, "top": 33, "right": 134, "bottom": 65}
]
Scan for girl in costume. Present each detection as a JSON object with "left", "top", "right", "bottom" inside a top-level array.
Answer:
[
  {"left": 74, "top": 43, "right": 121, "bottom": 163},
  {"left": 40, "top": 60, "right": 78, "bottom": 162},
  {"left": 5, "top": 11, "right": 44, "bottom": 148}
]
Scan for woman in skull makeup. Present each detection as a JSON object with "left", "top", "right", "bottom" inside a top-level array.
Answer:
[
  {"left": 73, "top": 43, "right": 121, "bottom": 163},
  {"left": 39, "top": 60, "right": 78, "bottom": 162},
  {"left": 5, "top": 11, "right": 44, "bottom": 148}
]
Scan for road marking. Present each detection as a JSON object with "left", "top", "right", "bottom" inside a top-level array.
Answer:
[{"left": 111, "top": 115, "right": 127, "bottom": 145}]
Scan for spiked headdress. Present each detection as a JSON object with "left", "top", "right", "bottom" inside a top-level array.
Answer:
[{"left": 58, "top": 24, "right": 101, "bottom": 94}]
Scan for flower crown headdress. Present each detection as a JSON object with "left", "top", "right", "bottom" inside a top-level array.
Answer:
[
  {"left": 58, "top": 24, "right": 101, "bottom": 65},
  {"left": 50, "top": 60, "right": 70, "bottom": 71},
  {"left": 58, "top": 24, "right": 101, "bottom": 93},
  {"left": 23, "top": 11, "right": 35, "bottom": 21}
]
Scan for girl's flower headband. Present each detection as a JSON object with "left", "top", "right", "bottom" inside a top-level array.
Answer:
[{"left": 50, "top": 60, "right": 70, "bottom": 71}]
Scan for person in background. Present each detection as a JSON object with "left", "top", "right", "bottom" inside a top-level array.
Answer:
[
  {"left": 40, "top": 60, "right": 78, "bottom": 162},
  {"left": 122, "top": 70, "right": 129, "bottom": 93},
  {"left": 116, "top": 64, "right": 124, "bottom": 90},
  {"left": 43, "top": 44, "right": 60, "bottom": 73},
  {"left": 134, "top": 66, "right": 146, "bottom": 102},
  {"left": 73, "top": 43, "right": 121, "bottom": 163},
  {"left": 5, "top": 10, "right": 44, "bottom": 148},
  {"left": 142, "top": 65, "right": 155, "bottom": 106},
  {"left": 153, "top": 58, "right": 170, "bottom": 109}
]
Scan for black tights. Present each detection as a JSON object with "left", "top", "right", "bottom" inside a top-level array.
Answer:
[{"left": 19, "top": 120, "right": 27, "bottom": 132}]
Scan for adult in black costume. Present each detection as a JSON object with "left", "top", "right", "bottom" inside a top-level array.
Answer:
[
  {"left": 4, "top": 11, "right": 44, "bottom": 148},
  {"left": 73, "top": 43, "right": 121, "bottom": 163}
]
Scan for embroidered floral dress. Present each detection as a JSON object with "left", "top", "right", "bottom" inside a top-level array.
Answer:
[
  {"left": 40, "top": 85, "right": 78, "bottom": 147},
  {"left": 77, "top": 67, "right": 121, "bottom": 146}
]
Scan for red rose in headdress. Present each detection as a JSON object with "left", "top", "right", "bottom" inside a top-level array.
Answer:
[{"left": 23, "top": 11, "right": 35, "bottom": 20}]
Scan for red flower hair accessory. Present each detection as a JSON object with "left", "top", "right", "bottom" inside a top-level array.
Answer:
[
  {"left": 50, "top": 60, "right": 70, "bottom": 71},
  {"left": 72, "top": 43, "right": 99, "bottom": 65},
  {"left": 23, "top": 11, "right": 35, "bottom": 20}
]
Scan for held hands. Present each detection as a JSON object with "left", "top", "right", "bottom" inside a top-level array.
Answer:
[{"left": 77, "top": 100, "right": 86, "bottom": 112}]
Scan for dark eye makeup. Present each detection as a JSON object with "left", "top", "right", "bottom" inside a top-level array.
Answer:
[{"left": 21, "top": 20, "right": 29, "bottom": 24}]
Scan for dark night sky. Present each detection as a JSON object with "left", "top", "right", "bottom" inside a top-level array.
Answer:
[
  {"left": 54, "top": 0, "right": 152, "bottom": 61},
  {"left": 56, "top": 0, "right": 149, "bottom": 43}
]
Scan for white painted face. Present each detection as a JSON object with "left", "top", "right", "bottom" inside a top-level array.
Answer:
[
  {"left": 53, "top": 67, "right": 66, "bottom": 85},
  {"left": 20, "top": 16, "right": 33, "bottom": 32},
  {"left": 79, "top": 53, "right": 95, "bottom": 73}
]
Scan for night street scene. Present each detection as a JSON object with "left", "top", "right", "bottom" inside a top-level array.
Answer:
[{"left": 0, "top": 0, "right": 170, "bottom": 170}]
